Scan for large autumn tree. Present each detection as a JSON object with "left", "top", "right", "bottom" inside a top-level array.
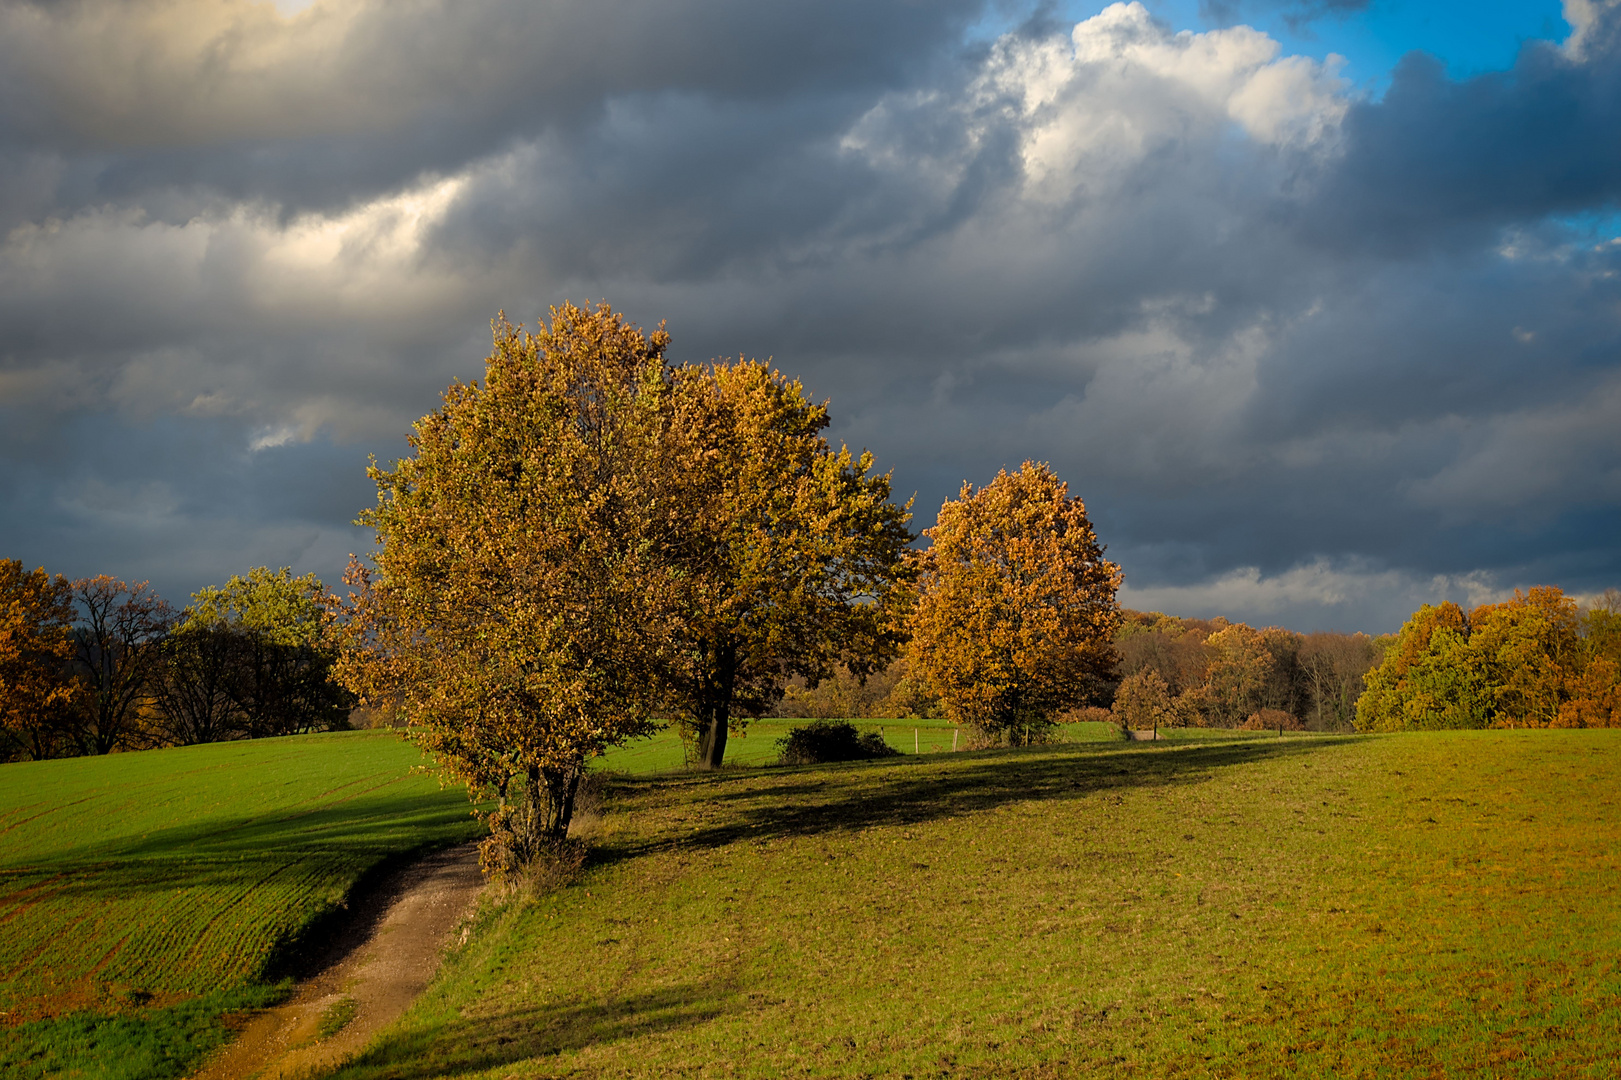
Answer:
[
  {"left": 908, "top": 461, "right": 1122, "bottom": 744},
  {"left": 336, "top": 304, "right": 676, "bottom": 868},
  {"left": 0, "top": 560, "right": 77, "bottom": 761},
  {"left": 660, "top": 361, "right": 914, "bottom": 769}
]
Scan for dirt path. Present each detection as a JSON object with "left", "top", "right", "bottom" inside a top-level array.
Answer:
[{"left": 190, "top": 843, "right": 485, "bottom": 1080}]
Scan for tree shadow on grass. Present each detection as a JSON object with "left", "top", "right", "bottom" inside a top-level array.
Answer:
[
  {"left": 596, "top": 737, "right": 1337, "bottom": 864},
  {"left": 324, "top": 978, "right": 735, "bottom": 1080}
]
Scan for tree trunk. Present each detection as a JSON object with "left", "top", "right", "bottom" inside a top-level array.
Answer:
[
  {"left": 696, "top": 713, "right": 728, "bottom": 770},
  {"left": 694, "top": 638, "right": 736, "bottom": 770}
]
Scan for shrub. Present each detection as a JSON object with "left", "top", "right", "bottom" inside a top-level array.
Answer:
[
  {"left": 777, "top": 721, "right": 898, "bottom": 765},
  {"left": 1241, "top": 709, "right": 1305, "bottom": 731}
]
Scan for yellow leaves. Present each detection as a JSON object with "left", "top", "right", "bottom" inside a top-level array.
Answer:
[
  {"left": 0, "top": 560, "right": 78, "bottom": 759},
  {"left": 1356, "top": 586, "right": 1621, "bottom": 731},
  {"left": 340, "top": 302, "right": 919, "bottom": 788},
  {"left": 908, "top": 461, "right": 1121, "bottom": 736},
  {"left": 340, "top": 303, "right": 673, "bottom": 796}
]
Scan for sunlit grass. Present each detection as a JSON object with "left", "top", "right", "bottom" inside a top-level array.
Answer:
[
  {"left": 332, "top": 730, "right": 1621, "bottom": 1079},
  {"left": 596, "top": 717, "right": 1124, "bottom": 773},
  {"left": 0, "top": 730, "right": 483, "bottom": 1079}
]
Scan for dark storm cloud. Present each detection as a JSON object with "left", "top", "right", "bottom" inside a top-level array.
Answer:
[
  {"left": 0, "top": 0, "right": 984, "bottom": 225},
  {"left": 1307, "top": 20, "right": 1621, "bottom": 252},
  {"left": 1, "top": 0, "right": 1619, "bottom": 632}
]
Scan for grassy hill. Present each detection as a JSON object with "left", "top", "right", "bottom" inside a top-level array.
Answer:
[
  {"left": 0, "top": 730, "right": 484, "bottom": 1080},
  {"left": 322, "top": 729, "right": 1621, "bottom": 1079}
]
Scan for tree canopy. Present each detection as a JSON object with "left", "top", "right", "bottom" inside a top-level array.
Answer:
[
  {"left": 0, "top": 561, "right": 77, "bottom": 761},
  {"left": 660, "top": 360, "right": 913, "bottom": 769},
  {"left": 336, "top": 304, "right": 678, "bottom": 867},
  {"left": 69, "top": 576, "right": 173, "bottom": 755},
  {"left": 179, "top": 567, "right": 353, "bottom": 739},
  {"left": 907, "top": 461, "right": 1121, "bottom": 744},
  {"left": 1356, "top": 587, "right": 1621, "bottom": 731}
]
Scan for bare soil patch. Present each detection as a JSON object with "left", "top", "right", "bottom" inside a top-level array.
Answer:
[{"left": 190, "top": 842, "right": 483, "bottom": 1080}]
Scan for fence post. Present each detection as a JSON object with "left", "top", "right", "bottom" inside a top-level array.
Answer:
[
  {"left": 914, "top": 728, "right": 919, "bottom": 755},
  {"left": 953, "top": 728, "right": 959, "bottom": 752}
]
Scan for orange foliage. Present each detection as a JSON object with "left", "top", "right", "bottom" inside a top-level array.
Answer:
[
  {"left": 0, "top": 560, "right": 77, "bottom": 760},
  {"left": 907, "top": 461, "right": 1121, "bottom": 743},
  {"left": 1241, "top": 709, "right": 1305, "bottom": 731},
  {"left": 337, "top": 304, "right": 675, "bottom": 857},
  {"left": 1556, "top": 657, "right": 1621, "bottom": 728},
  {"left": 658, "top": 360, "right": 913, "bottom": 767}
]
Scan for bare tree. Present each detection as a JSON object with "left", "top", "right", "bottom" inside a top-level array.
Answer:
[
  {"left": 1299, "top": 632, "right": 1378, "bottom": 731},
  {"left": 70, "top": 577, "right": 174, "bottom": 754},
  {"left": 152, "top": 625, "right": 243, "bottom": 745}
]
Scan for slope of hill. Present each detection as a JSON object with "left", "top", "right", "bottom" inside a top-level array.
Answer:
[
  {"left": 326, "top": 731, "right": 1621, "bottom": 1079},
  {"left": 0, "top": 730, "right": 484, "bottom": 1080}
]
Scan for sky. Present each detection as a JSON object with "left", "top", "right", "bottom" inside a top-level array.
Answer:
[{"left": 1, "top": 0, "right": 1618, "bottom": 635}]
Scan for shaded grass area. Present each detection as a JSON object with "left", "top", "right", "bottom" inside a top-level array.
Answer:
[
  {"left": 0, "top": 731, "right": 484, "bottom": 1078},
  {"left": 331, "top": 731, "right": 1621, "bottom": 1079}
]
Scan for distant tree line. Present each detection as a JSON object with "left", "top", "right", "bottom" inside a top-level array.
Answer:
[
  {"left": 774, "top": 589, "right": 1621, "bottom": 734},
  {"left": 1357, "top": 587, "right": 1621, "bottom": 730},
  {"left": 0, "top": 563, "right": 353, "bottom": 762},
  {"left": 1107, "top": 613, "right": 1379, "bottom": 732},
  {"left": 773, "top": 610, "right": 1381, "bottom": 733}
]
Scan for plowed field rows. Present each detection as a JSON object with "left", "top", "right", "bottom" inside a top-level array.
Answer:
[{"left": 0, "top": 730, "right": 484, "bottom": 1077}]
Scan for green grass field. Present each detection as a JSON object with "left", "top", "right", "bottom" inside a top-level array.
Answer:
[
  {"left": 0, "top": 730, "right": 484, "bottom": 1080},
  {"left": 596, "top": 718, "right": 1123, "bottom": 773},
  {"left": 321, "top": 730, "right": 1621, "bottom": 1079}
]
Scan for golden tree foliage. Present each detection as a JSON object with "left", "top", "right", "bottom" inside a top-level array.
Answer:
[
  {"left": 1202, "top": 624, "right": 1279, "bottom": 727},
  {"left": 1112, "top": 668, "right": 1173, "bottom": 731},
  {"left": 1470, "top": 586, "right": 1580, "bottom": 728},
  {"left": 0, "top": 560, "right": 77, "bottom": 761},
  {"left": 908, "top": 461, "right": 1121, "bottom": 743},
  {"left": 335, "top": 304, "right": 677, "bottom": 864},
  {"left": 660, "top": 361, "right": 914, "bottom": 768},
  {"left": 1356, "top": 587, "right": 1621, "bottom": 731}
]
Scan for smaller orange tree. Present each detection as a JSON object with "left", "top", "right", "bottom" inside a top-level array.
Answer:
[
  {"left": 1113, "top": 668, "right": 1174, "bottom": 731},
  {"left": 908, "top": 462, "right": 1122, "bottom": 744}
]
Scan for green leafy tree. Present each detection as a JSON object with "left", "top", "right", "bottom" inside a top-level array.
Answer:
[
  {"left": 660, "top": 361, "right": 914, "bottom": 769},
  {"left": 186, "top": 567, "right": 353, "bottom": 736},
  {"left": 1357, "top": 604, "right": 1481, "bottom": 731},
  {"left": 908, "top": 461, "right": 1122, "bottom": 745}
]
